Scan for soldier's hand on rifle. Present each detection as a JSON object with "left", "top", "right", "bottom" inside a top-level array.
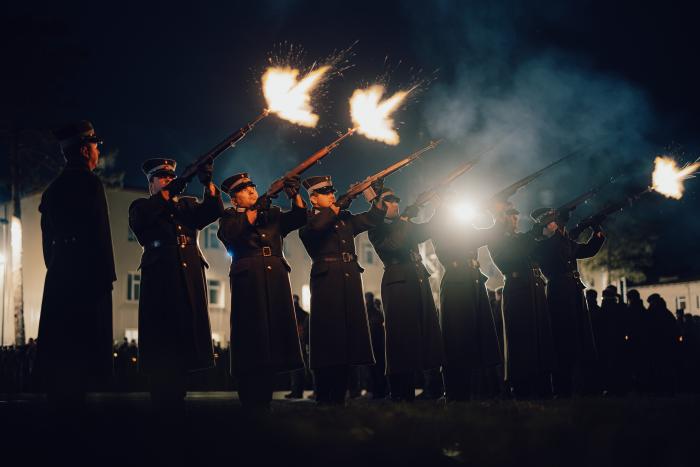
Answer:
[
  {"left": 283, "top": 175, "right": 301, "bottom": 199},
  {"left": 163, "top": 177, "right": 188, "bottom": 197},
  {"left": 197, "top": 160, "right": 214, "bottom": 185},
  {"left": 335, "top": 195, "right": 353, "bottom": 211},
  {"left": 401, "top": 204, "right": 419, "bottom": 220},
  {"left": 255, "top": 194, "right": 272, "bottom": 212}
]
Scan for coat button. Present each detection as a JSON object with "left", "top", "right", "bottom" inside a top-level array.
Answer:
[
  {"left": 334, "top": 225, "right": 339, "bottom": 229},
  {"left": 182, "top": 262, "right": 187, "bottom": 268},
  {"left": 177, "top": 225, "right": 182, "bottom": 230},
  {"left": 344, "top": 273, "right": 350, "bottom": 278},
  {"left": 267, "top": 266, "right": 272, "bottom": 271},
  {"left": 170, "top": 214, "right": 174, "bottom": 218},
  {"left": 180, "top": 244, "right": 185, "bottom": 248},
  {"left": 261, "top": 233, "right": 266, "bottom": 238},
  {"left": 341, "top": 239, "right": 346, "bottom": 244}
]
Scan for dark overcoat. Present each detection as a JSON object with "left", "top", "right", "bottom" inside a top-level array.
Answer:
[
  {"left": 299, "top": 204, "right": 386, "bottom": 369},
  {"left": 534, "top": 230, "right": 605, "bottom": 372},
  {"left": 368, "top": 218, "right": 444, "bottom": 374},
  {"left": 128, "top": 188, "right": 223, "bottom": 374},
  {"left": 217, "top": 203, "right": 306, "bottom": 375},
  {"left": 430, "top": 218, "right": 502, "bottom": 371},
  {"left": 37, "top": 163, "right": 116, "bottom": 384},
  {"left": 488, "top": 224, "right": 553, "bottom": 383}
]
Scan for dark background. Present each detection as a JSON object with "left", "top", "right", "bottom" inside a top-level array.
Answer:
[{"left": 2, "top": 0, "right": 698, "bottom": 281}]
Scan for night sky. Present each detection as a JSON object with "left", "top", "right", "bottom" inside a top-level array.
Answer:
[{"left": 2, "top": 0, "right": 699, "bottom": 280}]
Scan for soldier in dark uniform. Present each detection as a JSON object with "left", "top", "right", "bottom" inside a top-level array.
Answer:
[
  {"left": 299, "top": 175, "right": 387, "bottom": 405},
  {"left": 365, "top": 292, "right": 387, "bottom": 399},
  {"left": 216, "top": 172, "right": 306, "bottom": 409},
  {"left": 128, "top": 158, "right": 223, "bottom": 414},
  {"left": 38, "top": 121, "right": 116, "bottom": 412},
  {"left": 531, "top": 207, "right": 605, "bottom": 397},
  {"left": 429, "top": 201, "right": 502, "bottom": 401},
  {"left": 487, "top": 206, "right": 553, "bottom": 398},
  {"left": 367, "top": 188, "right": 444, "bottom": 401}
]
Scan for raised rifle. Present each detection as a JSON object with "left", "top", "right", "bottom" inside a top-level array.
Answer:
[
  {"left": 568, "top": 187, "right": 652, "bottom": 238},
  {"left": 335, "top": 140, "right": 441, "bottom": 207},
  {"left": 555, "top": 176, "right": 615, "bottom": 224},
  {"left": 403, "top": 157, "right": 480, "bottom": 213},
  {"left": 166, "top": 110, "right": 269, "bottom": 195}
]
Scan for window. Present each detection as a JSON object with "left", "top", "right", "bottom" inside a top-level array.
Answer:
[
  {"left": 202, "top": 225, "right": 221, "bottom": 249},
  {"left": 208, "top": 279, "right": 224, "bottom": 308},
  {"left": 364, "top": 243, "right": 374, "bottom": 265},
  {"left": 125, "top": 328, "right": 138, "bottom": 344},
  {"left": 128, "top": 227, "right": 137, "bottom": 242},
  {"left": 127, "top": 273, "right": 141, "bottom": 302},
  {"left": 676, "top": 296, "right": 687, "bottom": 311}
]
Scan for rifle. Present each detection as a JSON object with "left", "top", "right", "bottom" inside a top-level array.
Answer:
[
  {"left": 568, "top": 187, "right": 652, "bottom": 238},
  {"left": 263, "top": 129, "right": 356, "bottom": 198},
  {"left": 405, "top": 157, "right": 480, "bottom": 210},
  {"left": 335, "top": 140, "right": 441, "bottom": 206},
  {"left": 488, "top": 147, "right": 584, "bottom": 205},
  {"left": 166, "top": 110, "right": 269, "bottom": 194},
  {"left": 555, "top": 176, "right": 615, "bottom": 224}
]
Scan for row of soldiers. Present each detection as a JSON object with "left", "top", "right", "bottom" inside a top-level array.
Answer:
[{"left": 39, "top": 120, "right": 614, "bottom": 413}]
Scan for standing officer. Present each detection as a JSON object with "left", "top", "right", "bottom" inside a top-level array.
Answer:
[
  {"left": 367, "top": 188, "right": 444, "bottom": 401},
  {"left": 38, "top": 120, "right": 116, "bottom": 413},
  {"left": 217, "top": 172, "right": 306, "bottom": 409},
  {"left": 487, "top": 205, "right": 553, "bottom": 398},
  {"left": 299, "top": 175, "right": 386, "bottom": 405},
  {"left": 429, "top": 201, "right": 502, "bottom": 401},
  {"left": 128, "top": 157, "right": 223, "bottom": 414},
  {"left": 531, "top": 207, "right": 605, "bottom": 397}
]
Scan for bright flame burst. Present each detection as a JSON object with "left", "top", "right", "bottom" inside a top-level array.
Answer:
[
  {"left": 262, "top": 66, "right": 329, "bottom": 127},
  {"left": 651, "top": 156, "right": 700, "bottom": 199},
  {"left": 349, "top": 85, "right": 410, "bottom": 145}
]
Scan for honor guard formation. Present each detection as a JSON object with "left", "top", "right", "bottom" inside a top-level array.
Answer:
[{"left": 29, "top": 116, "right": 697, "bottom": 416}]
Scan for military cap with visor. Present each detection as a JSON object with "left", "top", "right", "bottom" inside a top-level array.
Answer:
[
  {"left": 141, "top": 158, "right": 177, "bottom": 181},
  {"left": 530, "top": 207, "right": 558, "bottom": 225},
  {"left": 222, "top": 173, "right": 256, "bottom": 195},
  {"left": 302, "top": 175, "right": 335, "bottom": 195},
  {"left": 53, "top": 120, "right": 103, "bottom": 151}
]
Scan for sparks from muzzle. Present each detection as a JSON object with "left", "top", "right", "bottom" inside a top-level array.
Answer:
[
  {"left": 651, "top": 156, "right": 700, "bottom": 199},
  {"left": 262, "top": 66, "right": 330, "bottom": 127},
  {"left": 349, "top": 84, "right": 413, "bottom": 145}
]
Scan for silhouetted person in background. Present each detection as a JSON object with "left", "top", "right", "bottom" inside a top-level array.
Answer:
[
  {"left": 37, "top": 120, "right": 115, "bottom": 415},
  {"left": 646, "top": 294, "right": 680, "bottom": 395},
  {"left": 598, "top": 286, "right": 631, "bottom": 395},
  {"left": 626, "top": 289, "right": 649, "bottom": 392}
]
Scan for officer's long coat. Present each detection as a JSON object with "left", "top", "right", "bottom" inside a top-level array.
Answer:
[
  {"left": 217, "top": 204, "right": 306, "bottom": 375},
  {"left": 37, "top": 163, "right": 116, "bottom": 384},
  {"left": 368, "top": 219, "right": 444, "bottom": 375},
  {"left": 488, "top": 224, "right": 553, "bottom": 383},
  {"left": 299, "top": 204, "right": 386, "bottom": 369},
  {"left": 430, "top": 215, "right": 502, "bottom": 371},
  {"left": 128, "top": 188, "right": 223, "bottom": 374},
  {"left": 533, "top": 230, "right": 605, "bottom": 373}
]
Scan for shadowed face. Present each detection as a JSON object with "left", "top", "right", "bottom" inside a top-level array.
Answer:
[
  {"left": 81, "top": 142, "right": 100, "bottom": 171},
  {"left": 310, "top": 191, "right": 335, "bottom": 208},
  {"left": 233, "top": 185, "right": 259, "bottom": 209},
  {"left": 505, "top": 213, "right": 518, "bottom": 231},
  {"left": 384, "top": 199, "right": 400, "bottom": 219},
  {"left": 149, "top": 174, "right": 174, "bottom": 195}
]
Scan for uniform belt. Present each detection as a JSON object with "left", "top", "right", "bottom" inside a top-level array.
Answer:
[
  {"left": 386, "top": 251, "right": 423, "bottom": 266},
  {"left": 314, "top": 252, "right": 357, "bottom": 263},
  {"left": 234, "top": 247, "right": 281, "bottom": 259},
  {"left": 508, "top": 267, "right": 544, "bottom": 279},
  {"left": 145, "top": 235, "right": 196, "bottom": 249},
  {"left": 550, "top": 270, "right": 580, "bottom": 280}
]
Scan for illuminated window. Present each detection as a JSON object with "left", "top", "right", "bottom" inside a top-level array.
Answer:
[
  {"left": 125, "top": 328, "right": 138, "bottom": 344},
  {"left": 127, "top": 272, "right": 141, "bottom": 302},
  {"left": 208, "top": 279, "right": 224, "bottom": 308},
  {"left": 364, "top": 243, "right": 374, "bottom": 264},
  {"left": 676, "top": 296, "right": 687, "bottom": 311},
  {"left": 202, "top": 225, "right": 221, "bottom": 249}
]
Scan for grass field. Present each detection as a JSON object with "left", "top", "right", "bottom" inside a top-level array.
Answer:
[{"left": 1, "top": 392, "right": 698, "bottom": 467}]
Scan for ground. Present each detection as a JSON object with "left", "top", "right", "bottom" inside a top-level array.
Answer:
[{"left": 1, "top": 392, "right": 698, "bottom": 467}]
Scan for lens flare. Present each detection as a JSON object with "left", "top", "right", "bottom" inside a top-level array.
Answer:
[
  {"left": 651, "top": 156, "right": 700, "bottom": 199},
  {"left": 450, "top": 201, "right": 477, "bottom": 224},
  {"left": 262, "top": 66, "right": 330, "bottom": 127},
  {"left": 349, "top": 85, "right": 411, "bottom": 145}
]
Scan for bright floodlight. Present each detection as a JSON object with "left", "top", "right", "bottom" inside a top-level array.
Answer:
[{"left": 450, "top": 201, "right": 477, "bottom": 224}]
